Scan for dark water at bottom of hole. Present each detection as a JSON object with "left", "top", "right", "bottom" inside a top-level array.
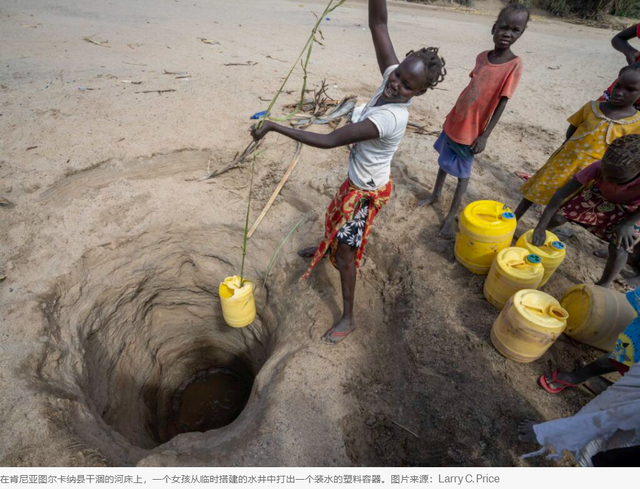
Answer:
[{"left": 169, "top": 367, "right": 253, "bottom": 438}]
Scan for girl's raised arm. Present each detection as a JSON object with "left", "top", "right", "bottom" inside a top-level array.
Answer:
[
  {"left": 612, "top": 24, "right": 640, "bottom": 65},
  {"left": 369, "top": 0, "right": 400, "bottom": 75}
]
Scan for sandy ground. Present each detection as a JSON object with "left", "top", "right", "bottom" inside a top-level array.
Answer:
[{"left": 0, "top": 0, "right": 636, "bottom": 467}]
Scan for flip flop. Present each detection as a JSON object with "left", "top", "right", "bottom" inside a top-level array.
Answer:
[
  {"left": 538, "top": 370, "right": 578, "bottom": 394},
  {"left": 321, "top": 326, "right": 355, "bottom": 344},
  {"left": 515, "top": 171, "right": 532, "bottom": 182},
  {"left": 554, "top": 227, "right": 574, "bottom": 241}
]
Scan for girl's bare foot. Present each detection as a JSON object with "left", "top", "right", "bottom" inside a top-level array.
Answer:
[
  {"left": 554, "top": 226, "right": 574, "bottom": 241},
  {"left": 594, "top": 248, "right": 609, "bottom": 259},
  {"left": 418, "top": 194, "right": 440, "bottom": 207},
  {"left": 298, "top": 246, "right": 318, "bottom": 259},
  {"left": 321, "top": 317, "right": 356, "bottom": 344},
  {"left": 517, "top": 420, "right": 538, "bottom": 443},
  {"left": 439, "top": 218, "right": 456, "bottom": 239}
]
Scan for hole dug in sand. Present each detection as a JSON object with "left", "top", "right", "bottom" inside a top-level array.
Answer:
[{"left": 37, "top": 230, "right": 277, "bottom": 462}]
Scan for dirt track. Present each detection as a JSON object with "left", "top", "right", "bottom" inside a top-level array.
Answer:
[{"left": 0, "top": 0, "right": 633, "bottom": 466}]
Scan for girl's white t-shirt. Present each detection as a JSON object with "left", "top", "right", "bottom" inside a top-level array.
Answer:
[{"left": 348, "top": 64, "right": 411, "bottom": 190}]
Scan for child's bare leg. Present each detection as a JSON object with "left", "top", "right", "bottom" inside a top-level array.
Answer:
[
  {"left": 439, "top": 177, "right": 469, "bottom": 238},
  {"left": 322, "top": 242, "right": 357, "bottom": 344},
  {"left": 515, "top": 198, "right": 534, "bottom": 221},
  {"left": 596, "top": 241, "right": 629, "bottom": 288},
  {"left": 418, "top": 168, "right": 447, "bottom": 207},
  {"left": 542, "top": 356, "right": 615, "bottom": 388},
  {"left": 546, "top": 213, "right": 568, "bottom": 230}
]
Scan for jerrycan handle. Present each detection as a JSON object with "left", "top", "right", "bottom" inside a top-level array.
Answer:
[
  {"left": 476, "top": 210, "right": 515, "bottom": 222},
  {"left": 522, "top": 303, "right": 569, "bottom": 320},
  {"left": 507, "top": 254, "right": 541, "bottom": 270},
  {"left": 537, "top": 236, "right": 565, "bottom": 251}
]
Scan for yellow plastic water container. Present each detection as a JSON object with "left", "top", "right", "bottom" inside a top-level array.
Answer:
[
  {"left": 219, "top": 275, "right": 256, "bottom": 328},
  {"left": 491, "top": 289, "right": 569, "bottom": 363},
  {"left": 515, "top": 229, "right": 566, "bottom": 287},
  {"left": 561, "top": 284, "right": 637, "bottom": 351},
  {"left": 484, "top": 248, "right": 544, "bottom": 309},
  {"left": 455, "top": 200, "right": 517, "bottom": 275}
]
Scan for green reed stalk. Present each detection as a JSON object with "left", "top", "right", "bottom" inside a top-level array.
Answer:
[
  {"left": 256, "top": 0, "right": 346, "bottom": 128},
  {"left": 239, "top": 156, "right": 256, "bottom": 285},
  {"left": 261, "top": 215, "right": 309, "bottom": 291},
  {"left": 241, "top": 214, "right": 309, "bottom": 310},
  {"left": 241, "top": 0, "right": 346, "bottom": 285}
]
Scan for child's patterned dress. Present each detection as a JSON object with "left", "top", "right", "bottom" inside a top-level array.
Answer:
[{"left": 521, "top": 101, "right": 640, "bottom": 206}]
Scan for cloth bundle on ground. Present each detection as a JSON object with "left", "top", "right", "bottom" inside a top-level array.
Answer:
[{"left": 522, "top": 363, "right": 640, "bottom": 465}]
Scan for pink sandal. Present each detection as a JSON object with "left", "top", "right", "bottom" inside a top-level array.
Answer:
[{"left": 538, "top": 370, "right": 578, "bottom": 394}]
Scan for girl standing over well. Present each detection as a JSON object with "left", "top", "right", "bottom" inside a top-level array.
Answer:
[{"left": 252, "top": 0, "right": 446, "bottom": 343}]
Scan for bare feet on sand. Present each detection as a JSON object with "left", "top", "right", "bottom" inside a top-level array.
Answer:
[
  {"left": 417, "top": 193, "right": 440, "bottom": 207},
  {"left": 321, "top": 317, "right": 356, "bottom": 344},
  {"left": 517, "top": 420, "right": 538, "bottom": 443},
  {"left": 439, "top": 218, "right": 456, "bottom": 239},
  {"left": 298, "top": 246, "right": 318, "bottom": 259}
]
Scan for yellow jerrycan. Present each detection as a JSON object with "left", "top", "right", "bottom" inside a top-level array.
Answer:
[
  {"left": 561, "top": 284, "right": 637, "bottom": 351},
  {"left": 219, "top": 275, "right": 256, "bottom": 328},
  {"left": 484, "top": 248, "right": 544, "bottom": 309},
  {"left": 455, "top": 200, "right": 517, "bottom": 275},
  {"left": 491, "top": 289, "right": 569, "bottom": 363},
  {"left": 515, "top": 229, "right": 566, "bottom": 287}
]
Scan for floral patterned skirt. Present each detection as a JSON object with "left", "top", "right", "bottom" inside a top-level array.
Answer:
[
  {"left": 336, "top": 200, "right": 369, "bottom": 248},
  {"left": 559, "top": 183, "right": 640, "bottom": 246},
  {"left": 301, "top": 178, "right": 392, "bottom": 280}
]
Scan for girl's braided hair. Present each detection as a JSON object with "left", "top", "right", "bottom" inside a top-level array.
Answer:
[
  {"left": 603, "top": 134, "right": 640, "bottom": 171},
  {"left": 405, "top": 47, "right": 447, "bottom": 91}
]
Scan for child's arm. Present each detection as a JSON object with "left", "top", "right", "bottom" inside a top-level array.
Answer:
[
  {"left": 251, "top": 120, "right": 379, "bottom": 149},
  {"left": 613, "top": 208, "right": 640, "bottom": 251},
  {"left": 471, "top": 97, "right": 509, "bottom": 154},
  {"left": 532, "top": 179, "right": 583, "bottom": 246},
  {"left": 565, "top": 125, "right": 578, "bottom": 142},
  {"left": 369, "top": 0, "right": 400, "bottom": 75},
  {"left": 612, "top": 24, "right": 640, "bottom": 65}
]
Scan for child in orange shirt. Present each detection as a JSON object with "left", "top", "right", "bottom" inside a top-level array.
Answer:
[{"left": 419, "top": 4, "right": 528, "bottom": 238}]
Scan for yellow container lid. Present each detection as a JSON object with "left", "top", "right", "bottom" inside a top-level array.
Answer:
[
  {"left": 511, "top": 289, "right": 569, "bottom": 329},
  {"left": 496, "top": 248, "right": 543, "bottom": 279},
  {"left": 460, "top": 200, "right": 516, "bottom": 237},
  {"left": 518, "top": 229, "right": 566, "bottom": 260}
]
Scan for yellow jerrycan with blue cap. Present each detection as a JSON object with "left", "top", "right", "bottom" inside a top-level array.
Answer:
[
  {"left": 455, "top": 200, "right": 517, "bottom": 275},
  {"left": 491, "top": 289, "right": 569, "bottom": 363},
  {"left": 515, "top": 229, "right": 566, "bottom": 287},
  {"left": 219, "top": 275, "right": 256, "bottom": 328},
  {"left": 484, "top": 248, "right": 544, "bottom": 309},
  {"left": 561, "top": 284, "right": 637, "bottom": 351}
]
